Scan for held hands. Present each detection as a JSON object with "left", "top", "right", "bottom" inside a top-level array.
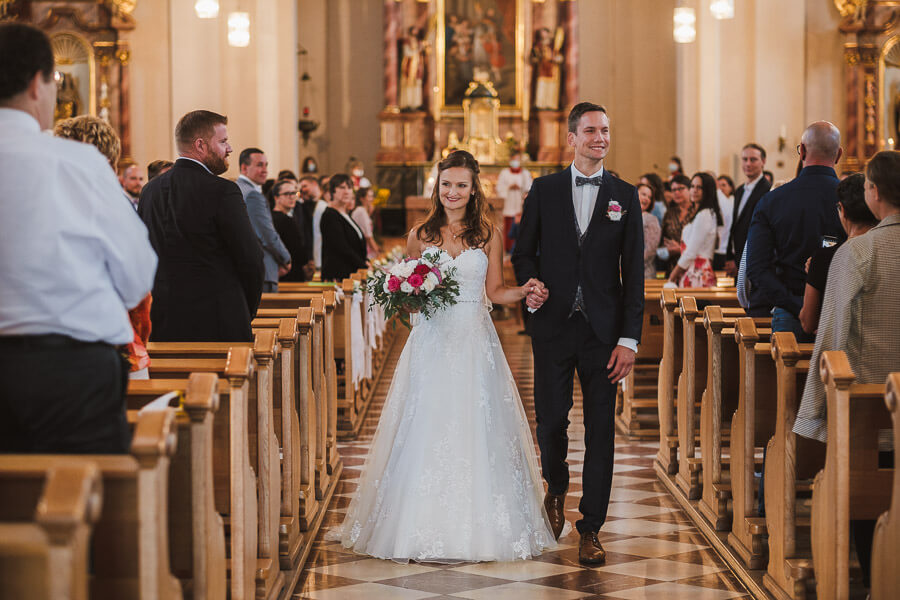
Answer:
[
  {"left": 607, "top": 345, "right": 636, "bottom": 384},
  {"left": 278, "top": 262, "right": 292, "bottom": 277},
  {"left": 522, "top": 279, "right": 549, "bottom": 310}
]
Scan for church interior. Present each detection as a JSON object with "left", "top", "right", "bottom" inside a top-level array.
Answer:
[{"left": 1, "top": 0, "right": 899, "bottom": 599}]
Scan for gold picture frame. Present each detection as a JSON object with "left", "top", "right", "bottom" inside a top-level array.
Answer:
[{"left": 436, "top": 0, "right": 527, "bottom": 115}]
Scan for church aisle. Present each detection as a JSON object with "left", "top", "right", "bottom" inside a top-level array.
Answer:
[{"left": 293, "top": 318, "right": 750, "bottom": 600}]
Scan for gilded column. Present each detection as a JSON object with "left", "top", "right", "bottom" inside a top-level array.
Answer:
[{"left": 116, "top": 42, "right": 132, "bottom": 158}]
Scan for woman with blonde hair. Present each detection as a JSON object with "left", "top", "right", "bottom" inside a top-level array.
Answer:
[{"left": 54, "top": 115, "right": 153, "bottom": 379}]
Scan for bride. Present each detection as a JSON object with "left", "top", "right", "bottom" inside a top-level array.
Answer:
[{"left": 326, "top": 150, "right": 556, "bottom": 562}]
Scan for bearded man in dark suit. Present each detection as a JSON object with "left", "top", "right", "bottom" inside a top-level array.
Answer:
[
  {"left": 513, "top": 102, "right": 644, "bottom": 565},
  {"left": 139, "top": 110, "right": 264, "bottom": 342}
]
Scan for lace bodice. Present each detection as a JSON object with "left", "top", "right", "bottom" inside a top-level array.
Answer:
[{"left": 426, "top": 246, "right": 488, "bottom": 304}]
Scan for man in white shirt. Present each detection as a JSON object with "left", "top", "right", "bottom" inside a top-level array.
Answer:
[
  {"left": 725, "top": 143, "right": 771, "bottom": 276},
  {"left": 300, "top": 175, "right": 329, "bottom": 269},
  {"left": 0, "top": 23, "right": 158, "bottom": 454},
  {"left": 496, "top": 152, "right": 532, "bottom": 252}
]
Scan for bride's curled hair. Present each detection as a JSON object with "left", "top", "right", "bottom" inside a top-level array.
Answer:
[{"left": 416, "top": 150, "right": 493, "bottom": 249}]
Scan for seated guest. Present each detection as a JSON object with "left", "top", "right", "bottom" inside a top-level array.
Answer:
[
  {"left": 638, "top": 183, "right": 661, "bottom": 279},
  {"left": 746, "top": 122, "right": 845, "bottom": 339},
  {"left": 237, "top": 147, "right": 292, "bottom": 293},
  {"left": 794, "top": 150, "right": 900, "bottom": 591},
  {"left": 54, "top": 114, "right": 154, "bottom": 380},
  {"left": 147, "top": 159, "right": 173, "bottom": 181},
  {"left": 139, "top": 110, "right": 264, "bottom": 342},
  {"left": 799, "top": 173, "right": 878, "bottom": 335},
  {"left": 0, "top": 23, "right": 157, "bottom": 453},
  {"left": 320, "top": 174, "right": 367, "bottom": 281},
  {"left": 668, "top": 172, "right": 721, "bottom": 287},
  {"left": 271, "top": 179, "right": 314, "bottom": 281},
  {"left": 351, "top": 186, "right": 380, "bottom": 258}
]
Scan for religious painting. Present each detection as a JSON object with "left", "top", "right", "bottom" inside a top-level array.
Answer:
[
  {"left": 437, "top": 0, "right": 524, "bottom": 112},
  {"left": 50, "top": 33, "right": 95, "bottom": 122}
]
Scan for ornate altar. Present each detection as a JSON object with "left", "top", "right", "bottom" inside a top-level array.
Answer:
[
  {"left": 836, "top": 0, "right": 900, "bottom": 170},
  {"left": 1, "top": 0, "right": 136, "bottom": 157},
  {"left": 375, "top": 0, "right": 578, "bottom": 235}
]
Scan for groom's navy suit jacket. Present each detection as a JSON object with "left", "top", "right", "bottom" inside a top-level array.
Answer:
[{"left": 512, "top": 167, "right": 644, "bottom": 344}]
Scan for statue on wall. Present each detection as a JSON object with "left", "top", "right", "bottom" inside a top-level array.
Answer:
[
  {"left": 399, "top": 26, "right": 425, "bottom": 111},
  {"left": 529, "top": 26, "right": 564, "bottom": 111},
  {"left": 55, "top": 72, "right": 83, "bottom": 122}
]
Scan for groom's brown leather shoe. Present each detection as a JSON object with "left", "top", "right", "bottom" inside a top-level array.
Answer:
[
  {"left": 578, "top": 531, "right": 606, "bottom": 565},
  {"left": 543, "top": 492, "right": 565, "bottom": 540}
]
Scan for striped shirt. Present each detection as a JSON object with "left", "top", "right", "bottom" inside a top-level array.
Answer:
[{"left": 793, "top": 213, "right": 900, "bottom": 443}]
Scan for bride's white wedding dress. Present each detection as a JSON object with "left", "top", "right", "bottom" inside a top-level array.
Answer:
[{"left": 326, "top": 246, "right": 556, "bottom": 562}]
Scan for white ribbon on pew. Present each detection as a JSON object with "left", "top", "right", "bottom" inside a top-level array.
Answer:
[
  {"left": 351, "top": 291, "right": 367, "bottom": 390},
  {"left": 138, "top": 390, "right": 181, "bottom": 415}
]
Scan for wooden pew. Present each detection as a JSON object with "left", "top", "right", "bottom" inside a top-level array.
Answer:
[
  {"left": 0, "top": 463, "right": 102, "bottom": 600},
  {"left": 146, "top": 341, "right": 284, "bottom": 600},
  {"left": 763, "top": 332, "right": 821, "bottom": 600},
  {"left": 0, "top": 409, "right": 182, "bottom": 600},
  {"left": 134, "top": 350, "right": 257, "bottom": 600},
  {"left": 257, "top": 292, "right": 339, "bottom": 470},
  {"left": 872, "top": 372, "right": 900, "bottom": 600},
  {"left": 127, "top": 373, "right": 226, "bottom": 600},
  {"left": 728, "top": 317, "right": 778, "bottom": 570},
  {"left": 811, "top": 351, "right": 892, "bottom": 600}
]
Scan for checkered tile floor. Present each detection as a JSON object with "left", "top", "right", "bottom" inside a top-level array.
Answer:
[{"left": 292, "top": 319, "right": 750, "bottom": 599}]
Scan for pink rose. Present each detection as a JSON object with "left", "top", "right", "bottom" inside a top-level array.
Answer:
[
  {"left": 430, "top": 266, "right": 442, "bottom": 282},
  {"left": 407, "top": 273, "right": 424, "bottom": 288},
  {"left": 387, "top": 276, "right": 401, "bottom": 292},
  {"left": 414, "top": 264, "right": 431, "bottom": 276}
]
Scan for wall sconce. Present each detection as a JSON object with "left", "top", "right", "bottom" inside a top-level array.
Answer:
[
  {"left": 674, "top": 7, "right": 696, "bottom": 44},
  {"left": 710, "top": 0, "right": 734, "bottom": 20},
  {"left": 194, "top": 0, "right": 219, "bottom": 19},
  {"left": 227, "top": 12, "right": 250, "bottom": 47}
]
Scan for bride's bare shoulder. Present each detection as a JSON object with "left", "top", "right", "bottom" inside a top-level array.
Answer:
[{"left": 407, "top": 227, "right": 425, "bottom": 258}]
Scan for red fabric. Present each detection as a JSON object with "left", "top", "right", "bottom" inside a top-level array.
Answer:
[
  {"left": 127, "top": 294, "right": 152, "bottom": 371},
  {"left": 503, "top": 216, "right": 515, "bottom": 252}
]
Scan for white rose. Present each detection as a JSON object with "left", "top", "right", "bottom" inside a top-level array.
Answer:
[
  {"left": 425, "top": 272, "right": 439, "bottom": 287},
  {"left": 400, "top": 281, "right": 414, "bottom": 294},
  {"left": 423, "top": 277, "right": 436, "bottom": 293}
]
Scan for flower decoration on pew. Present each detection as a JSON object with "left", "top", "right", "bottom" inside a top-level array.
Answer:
[{"left": 366, "top": 248, "right": 460, "bottom": 329}]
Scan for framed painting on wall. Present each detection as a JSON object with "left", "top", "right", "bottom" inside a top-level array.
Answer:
[{"left": 436, "top": 0, "right": 525, "bottom": 113}]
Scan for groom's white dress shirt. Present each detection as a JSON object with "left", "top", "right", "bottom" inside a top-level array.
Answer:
[
  {"left": 0, "top": 108, "right": 157, "bottom": 345},
  {"left": 565, "top": 163, "right": 638, "bottom": 353}
]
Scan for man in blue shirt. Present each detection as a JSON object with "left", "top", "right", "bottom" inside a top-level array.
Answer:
[{"left": 745, "top": 121, "right": 846, "bottom": 341}]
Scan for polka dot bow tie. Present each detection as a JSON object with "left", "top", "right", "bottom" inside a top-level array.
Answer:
[{"left": 575, "top": 176, "right": 603, "bottom": 187}]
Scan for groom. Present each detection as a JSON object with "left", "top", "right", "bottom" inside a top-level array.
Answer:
[{"left": 513, "top": 102, "right": 644, "bottom": 565}]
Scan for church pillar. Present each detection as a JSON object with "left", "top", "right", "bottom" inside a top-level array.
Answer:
[
  {"left": 383, "top": 0, "right": 400, "bottom": 110},
  {"left": 560, "top": 0, "right": 578, "bottom": 113}
]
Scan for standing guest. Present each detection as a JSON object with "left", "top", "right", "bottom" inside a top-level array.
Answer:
[
  {"left": 301, "top": 156, "right": 318, "bottom": 174},
  {"left": 147, "top": 159, "right": 173, "bottom": 181},
  {"left": 119, "top": 160, "right": 144, "bottom": 210},
  {"left": 300, "top": 174, "right": 328, "bottom": 269},
  {"left": 277, "top": 169, "right": 297, "bottom": 182},
  {"left": 725, "top": 143, "right": 771, "bottom": 276},
  {"left": 0, "top": 23, "right": 157, "bottom": 453},
  {"left": 659, "top": 173, "right": 693, "bottom": 272},
  {"left": 319, "top": 174, "right": 332, "bottom": 202},
  {"left": 763, "top": 170, "right": 775, "bottom": 186},
  {"left": 799, "top": 173, "right": 877, "bottom": 335},
  {"left": 496, "top": 152, "right": 533, "bottom": 252},
  {"left": 271, "top": 179, "right": 314, "bottom": 282},
  {"left": 139, "top": 110, "right": 264, "bottom": 342},
  {"left": 638, "top": 183, "right": 661, "bottom": 279},
  {"left": 668, "top": 172, "right": 722, "bottom": 287},
  {"left": 320, "top": 174, "right": 367, "bottom": 281},
  {"left": 351, "top": 187, "right": 381, "bottom": 258},
  {"left": 237, "top": 147, "right": 291, "bottom": 293},
  {"left": 640, "top": 172, "right": 666, "bottom": 224},
  {"left": 667, "top": 155, "right": 684, "bottom": 181},
  {"left": 349, "top": 159, "right": 372, "bottom": 190},
  {"left": 714, "top": 175, "right": 735, "bottom": 270},
  {"left": 746, "top": 122, "right": 845, "bottom": 339},
  {"left": 54, "top": 115, "right": 154, "bottom": 381},
  {"left": 794, "top": 151, "right": 900, "bottom": 590}
]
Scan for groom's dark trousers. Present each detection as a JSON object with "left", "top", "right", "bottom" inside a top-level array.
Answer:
[
  {"left": 532, "top": 313, "right": 617, "bottom": 534},
  {"left": 513, "top": 166, "right": 644, "bottom": 536}
]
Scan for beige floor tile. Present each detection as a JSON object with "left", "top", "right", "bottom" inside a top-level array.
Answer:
[
  {"left": 309, "top": 558, "right": 440, "bottom": 581},
  {"left": 597, "top": 558, "right": 723, "bottom": 582},
  {"left": 605, "top": 503, "right": 677, "bottom": 519},
  {"left": 599, "top": 537, "right": 709, "bottom": 558},
  {"left": 601, "top": 519, "right": 690, "bottom": 537},
  {"left": 603, "top": 582, "right": 747, "bottom": 599},
  {"left": 300, "top": 582, "right": 438, "bottom": 600},
  {"left": 450, "top": 560, "right": 582, "bottom": 581},
  {"left": 449, "top": 581, "right": 592, "bottom": 600},
  {"left": 608, "top": 488, "right": 666, "bottom": 502}
]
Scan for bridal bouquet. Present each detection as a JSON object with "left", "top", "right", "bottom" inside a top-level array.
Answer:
[{"left": 366, "top": 248, "right": 460, "bottom": 327}]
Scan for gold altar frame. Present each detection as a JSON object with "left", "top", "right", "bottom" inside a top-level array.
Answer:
[
  {"left": 50, "top": 31, "right": 97, "bottom": 118},
  {"left": 879, "top": 34, "right": 900, "bottom": 149},
  {"left": 436, "top": 0, "right": 527, "bottom": 115}
]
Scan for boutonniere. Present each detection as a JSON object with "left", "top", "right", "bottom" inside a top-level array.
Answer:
[{"left": 607, "top": 200, "right": 626, "bottom": 222}]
